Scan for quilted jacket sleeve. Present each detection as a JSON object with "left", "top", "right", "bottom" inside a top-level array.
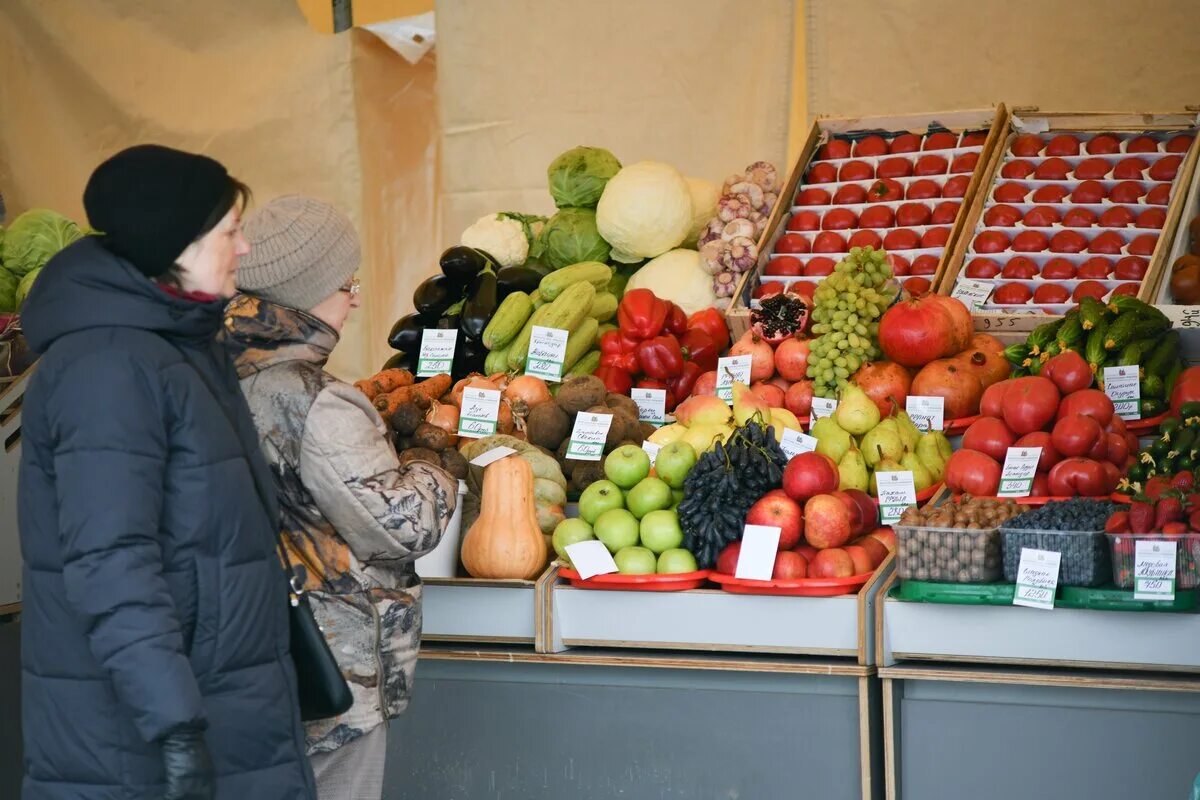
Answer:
[
  {"left": 299, "top": 381, "right": 458, "bottom": 565},
  {"left": 51, "top": 351, "right": 205, "bottom": 743}
]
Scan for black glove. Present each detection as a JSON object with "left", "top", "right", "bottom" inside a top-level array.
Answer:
[{"left": 162, "top": 728, "right": 215, "bottom": 800}]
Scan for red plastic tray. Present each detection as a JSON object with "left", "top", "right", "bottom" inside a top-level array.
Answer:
[
  {"left": 708, "top": 570, "right": 873, "bottom": 597},
  {"left": 1124, "top": 411, "right": 1169, "bottom": 434},
  {"left": 1112, "top": 492, "right": 1133, "bottom": 504},
  {"left": 942, "top": 415, "right": 980, "bottom": 435},
  {"left": 557, "top": 567, "right": 711, "bottom": 592}
]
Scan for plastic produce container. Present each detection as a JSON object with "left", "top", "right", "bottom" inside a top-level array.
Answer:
[
  {"left": 1000, "top": 527, "right": 1111, "bottom": 588},
  {"left": 1107, "top": 532, "right": 1200, "bottom": 590},
  {"left": 895, "top": 525, "right": 1003, "bottom": 583}
]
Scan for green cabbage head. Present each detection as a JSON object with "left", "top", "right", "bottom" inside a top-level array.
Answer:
[
  {"left": 530, "top": 207, "right": 611, "bottom": 269},
  {"left": 0, "top": 267, "right": 17, "bottom": 312},
  {"left": 3, "top": 209, "right": 83, "bottom": 277},
  {"left": 15, "top": 267, "right": 41, "bottom": 308},
  {"left": 547, "top": 146, "right": 621, "bottom": 209}
]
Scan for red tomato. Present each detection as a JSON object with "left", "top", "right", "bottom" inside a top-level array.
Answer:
[
  {"left": 1034, "top": 157, "right": 1072, "bottom": 180},
  {"left": 1111, "top": 282, "right": 1139, "bottom": 298},
  {"left": 924, "top": 132, "right": 958, "bottom": 150},
  {"left": 1045, "top": 134, "right": 1081, "bottom": 156},
  {"left": 1129, "top": 233, "right": 1158, "bottom": 256},
  {"left": 962, "top": 417, "right": 1017, "bottom": 462},
  {"left": 1126, "top": 135, "right": 1158, "bottom": 153},
  {"left": 804, "top": 256, "right": 836, "bottom": 276},
  {"left": 1074, "top": 157, "right": 1112, "bottom": 180},
  {"left": 1001, "top": 256, "right": 1039, "bottom": 279},
  {"left": 755, "top": 281, "right": 786, "bottom": 300},
  {"left": 945, "top": 450, "right": 1003, "bottom": 496},
  {"left": 908, "top": 179, "right": 944, "bottom": 199},
  {"left": 765, "top": 255, "right": 804, "bottom": 276},
  {"left": 965, "top": 257, "right": 1001, "bottom": 278},
  {"left": 1051, "top": 414, "right": 1104, "bottom": 458},
  {"left": 1013, "top": 230, "right": 1050, "bottom": 252},
  {"left": 1149, "top": 155, "right": 1183, "bottom": 182},
  {"left": 942, "top": 176, "right": 970, "bottom": 198},
  {"left": 858, "top": 206, "right": 896, "bottom": 228},
  {"left": 788, "top": 210, "right": 822, "bottom": 231},
  {"left": 1077, "top": 257, "right": 1113, "bottom": 279},
  {"left": 1062, "top": 208, "right": 1098, "bottom": 228},
  {"left": 889, "top": 133, "right": 922, "bottom": 154},
  {"left": 985, "top": 204, "right": 1022, "bottom": 227},
  {"left": 1056, "top": 388, "right": 1115, "bottom": 427},
  {"left": 1014, "top": 431, "right": 1061, "bottom": 472},
  {"left": 883, "top": 228, "right": 921, "bottom": 250},
  {"left": 1071, "top": 280, "right": 1109, "bottom": 303},
  {"left": 1032, "top": 283, "right": 1071, "bottom": 304},
  {"left": 921, "top": 227, "right": 951, "bottom": 248},
  {"left": 1088, "top": 231, "right": 1125, "bottom": 254},
  {"left": 887, "top": 253, "right": 911, "bottom": 276},
  {"left": 1110, "top": 181, "right": 1147, "bottom": 203},
  {"left": 776, "top": 233, "right": 812, "bottom": 254},
  {"left": 931, "top": 201, "right": 962, "bottom": 224},
  {"left": 993, "top": 282, "right": 1033, "bottom": 304},
  {"left": 848, "top": 230, "right": 884, "bottom": 250},
  {"left": 877, "top": 157, "right": 914, "bottom": 179},
  {"left": 1099, "top": 207, "right": 1135, "bottom": 228},
  {"left": 1048, "top": 458, "right": 1109, "bottom": 497},
  {"left": 1113, "top": 256, "right": 1148, "bottom": 280},
  {"left": 1011, "top": 134, "right": 1044, "bottom": 156},
  {"left": 1041, "top": 352, "right": 1094, "bottom": 396},
  {"left": 974, "top": 231, "right": 1011, "bottom": 253},
  {"left": 797, "top": 187, "right": 832, "bottom": 206},
  {"left": 1136, "top": 208, "right": 1166, "bottom": 229},
  {"left": 951, "top": 152, "right": 980, "bottom": 173},
  {"left": 812, "top": 231, "right": 848, "bottom": 253},
  {"left": 1146, "top": 184, "right": 1172, "bottom": 205},
  {"left": 914, "top": 154, "right": 949, "bottom": 176},
  {"left": 1113, "top": 157, "right": 1149, "bottom": 179},
  {"left": 839, "top": 160, "right": 874, "bottom": 182},
  {"left": 961, "top": 131, "right": 989, "bottom": 147},
  {"left": 1002, "top": 160, "right": 1036, "bottom": 179},
  {"left": 854, "top": 135, "right": 889, "bottom": 157},
  {"left": 1033, "top": 184, "right": 1070, "bottom": 203},
  {"left": 807, "top": 162, "right": 838, "bottom": 183},
  {"left": 822, "top": 208, "right": 859, "bottom": 230},
  {"left": 1002, "top": 376, "right": 1062, "bottom": 435},
  {"left": 1166, "top": 134, "right": 1194, "bottom": 153},
  {"left": 993, "top": 182, "right": 1029, "bottom": 203},
  {"left": 910, "top": 254, "right": 940, "bottom": 275},
  {"left": 1041, "top": 257, "right": 1077, "bottom": 279},
  {"left": 867, "top": 178, "right": 905, "bottom": 203},
  {"left": 1023, "top": 206, "right": 1061, "bottom": 227},
  {"left": 896, "top": 202, "right": 932, "bottom": 227},
  {"left": 834, "top": 184, "right": 868, "bottom": 204},
  {"left": 788, "top": 281, "right": 817, "bottom": 304},
  {"left": 817, "top": 140, "right": 852, "bottom": 160},
  {"left": 1086, "top": 134, "right": 1121, "bottom": 155},
  {"left": 904, "top": 277, "right": 933, "bottom": 295},
  {"left": 1049, "top": 230, "right": 1088, "bottom": 253},
  {"left": 1071, "top": 181, "right": 1107, "bottom": 204}
]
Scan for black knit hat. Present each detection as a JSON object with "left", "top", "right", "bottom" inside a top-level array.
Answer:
[{"left": 83, "top": 144, "right": 231, "bottom": 278}]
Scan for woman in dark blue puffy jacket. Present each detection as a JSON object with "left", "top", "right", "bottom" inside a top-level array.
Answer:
[{"left": 17, "top": 145, "right": 316, "bottom": 800}]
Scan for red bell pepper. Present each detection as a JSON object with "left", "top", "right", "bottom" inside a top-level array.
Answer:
[
  {"left": 599, "top": 329, "right": 640, "bottom": 372},
  {"left": 594, "top": 365, "right": 633, "bottom": 395},
  {"left": 664, "top": 302, "right": 688, "bottom": 337},
  {"left": 669, "top": 361, "right": 703, "bottom": 403},
  {"left": 636, "top": 377, "right": 678, "bottom": 413},
  {"left": 679, "top": 328, "right": 718, "bottom": 373},
  {"left": 635, "top": 334, "right": 684, "bottom": 380},
  {"left": 687, "top": 307, "right": 729, "bottom": 350},
  {"left": 617, "top": 288, "right": 669, "bottom": 340},
  {"left": 600, "top": 351, "right": 639, "bottom": 372}
]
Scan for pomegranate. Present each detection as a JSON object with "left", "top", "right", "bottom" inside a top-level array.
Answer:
[
  {"left": 730, "top": 330, "right": 775, "bottom": 383},
  {"left": 927, "top": 295, "right": 974, "bottom": 354},
  {"left": 750, "top": 381, "right": 787, "bottom": 408},
  {"left": 877, "top": 296, "right": 958, "bottom": 367},
  {"left": 968, "top": 333, "right": 1006, "bottom": 359},
  {"left": 785, "top": 380, "right": 815, "bottom": 417},
  {"left": 911, "top": 359, "right": 985, "bottom": 419},
  {"left": 962, "top": 417, "right": 1017, "bottom": 462},
  {"left": 851, "top": 361, "right": 913, "bottom": 418},
  {"left": 955, "top": 346, "right": 1011, "bottom": 388},
  {"left": 774, "top": 337, "right": 811, "bottom": 382}
]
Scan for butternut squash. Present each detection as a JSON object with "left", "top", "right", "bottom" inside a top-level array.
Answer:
[{"left": 460, "top": 456, "right": 548, "bottom": 579}]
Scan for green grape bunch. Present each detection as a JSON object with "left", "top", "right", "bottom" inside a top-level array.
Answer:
[{"left": 805, "top": 247, "right": 895, "bottom": 397}]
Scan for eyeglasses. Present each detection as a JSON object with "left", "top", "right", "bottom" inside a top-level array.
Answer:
[{"left": 340, "top": 277, "right": 361, "bottom": 297}]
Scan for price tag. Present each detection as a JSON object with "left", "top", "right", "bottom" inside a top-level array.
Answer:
[
  {"left": 876, "top": 471, "right": 918, "bottom": 524},
  {"left": 566, "top": 412, "right": 612, "bottom": 461},
  {"left": 809, "top": 397, "right": 838, "bottom": 430},
  {"left": 779, "top": 428, "right": 818, "bottom": 460},
  {"left": 631, "top": 387, "right": 667, "bottom": 426},
  {"left": 641, "top": 440, "right": 662, "bottom": 466},
  {"left": 1163, "top": 306, "right": 1200, "bottom": 329},
  {"left": 1013, "top": 548, "right": 1061, "bottom": 610},
  {"left": 906, "top": 396, "right": 945, "bottom": 432},
  {"left": 715, "top": 355, "right": 752, "bottom": 403},
  {"left": 457, "top": 387, "right": 501, "bottom": 438},
  {"left": 565, "top": 540, "right": 619, "bottom": 580},
  {"left": 951, "top": 278, "right": 994, "bottom": 310},
  {"left": 469, "top": 446, "right": 517, "bottom": 468},
  {"left": 525, "top": 326, "right": 570, "bottom": 382},
  {"left": 734, "top": 524, "right": 782, "bottom": 581},
  {"left": 1134, "top": 540, "right": 1177, "bottom": 601},
  {"left": 1103, "top": 365, "right": 1141, "bottom": 420},
  {"left": 998, "top": 447, "right": 1041, "bottom": 497},
  {"left": 416, "top": 329, "right": 457, "bottom": 377}
]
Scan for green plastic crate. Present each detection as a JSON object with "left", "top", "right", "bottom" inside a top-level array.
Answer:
[
  {"left": 894, "top": 580, "right": 1017, "bottom": 606},
  {"left": 1059, "top": 585, "right": 1198, "bottom": 613}
]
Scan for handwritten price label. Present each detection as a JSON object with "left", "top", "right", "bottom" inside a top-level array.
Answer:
[
  {"left": 566, "top": 412, "right": 612, "bottom": 461},
  {"left": 1014, "top": 548, "right": 1061, "bottom": 610},
  {"left": 631, "top": 388, "right": 667, "bottom": 426},
  {"left": 525, "top": 326, "right": 569, "bottom": 382},
  {"left": 876, "top": 471, "right": 917, "bottom": 524},
  {"left": 716, "top": 356, "right": 752, "bottom": 404},
  {"left": 998, "top": 447, "right": 1041, "bottom": 498},
  {"left": 417, "top": 329, "right": 457, "bottom": 377},
  {"left": 457, "top": 387, "right": 500, "bottom": 438},
  {"left": 1103, "top": 366, "right": 1141, "bottom": 421},
  {"left": 906, "top": 396, "right": 945, "bottom": 432},
  {"left": 1134, "top": 540, "right": 1177, "bottom": 601}
]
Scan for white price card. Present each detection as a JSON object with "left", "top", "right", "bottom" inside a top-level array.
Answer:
[
  {"left": 1103, "top": 365, "right": 1141, "bottom": 421},
  {"left": 524, "top": 325, "right": 570, "bottom": 382},
  {"left": 565, "top": 540, "right": 619, "bottom": 580},
  {"left": 809, "top": 397, "right": 838, "bottom": 430},
  {"left": 1013, "top": 548, "right": 1061, "bottom": 610},
  {"left": 641, "top": 440, "right": 662, "bottom": 466},
  {"left": 631, "top": 387, "right": 667, "bottom": 426},
  {"left": 457, "top": 387, "right": 501, "bottom": 439},
  {"left": 951, "top": 278, "right": 994, "bottom": 310},
  {"left": 876, "top": 471, "right": 918, "bottom": 524},
  {"left": 735, "top": 524, "right": 782, "bottom": 581},
  {"left": 416, "top": 329, "right": 457, "bottom": 377},
  {"left": 779, "top": 428, "right": 818, "bottom": 460},
  {"left": 998, "top": 447, "right": 1042, "bottom": 497},
  {"left": 906, "top": 396, "right": 945, "bottom": 432},
  {"left": 566, "top": 412, "right": 612, "bottom": 461},
  {"left": 1134, "top": 539, "right": 1177, "bottom": 601},
  {"left": 469, "top": 446, "right": 517, "bottom": 468},
  {"left": 715, "top": 355, "right": 752, "bottom": 403}
]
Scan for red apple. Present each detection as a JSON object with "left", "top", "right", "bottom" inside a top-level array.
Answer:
[
  {"left": 809, "top": 548, "right": 855, "bottom": 578},
  {"left": 782, "top": 453, "right": 840, "bottom": 503},
  {"left": 866, "top": 527, "right": 897, "bottom": 555},
  {"left": 772, "top": 550, "right": 808, "bottom": 579},
  {"left": 794, "top": 544, "right": 819, "bottom": 562},
  {"left": 803, "top": 494, "right": 853, "bottom": 550},
  {"left": 765, "top": 255, "right": 804, "bottom": 276},
  {"left": 844, "top": 545, "right": 874, "bottom": 575},
  {"left": 839, "top": 488, "right": 878, "bottom": 536},
  {"left": 746, "top": 489, "right": 804, "bottom": 550},
  {"left": 856, "top": 536, "right": 889, "bottom": 568},
  {"left": 716, "top": 540, "right": 742, "bottom": 575},
  {"left": 692, "top": 371, "right": 718, "bottom": 396},
  {"left": 907, "top": 179, "right": 943, "bottom": 200}
]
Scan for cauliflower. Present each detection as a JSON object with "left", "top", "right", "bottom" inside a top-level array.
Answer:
[{"left": 460, "top": 213, "right": 532, "bottom": 267}]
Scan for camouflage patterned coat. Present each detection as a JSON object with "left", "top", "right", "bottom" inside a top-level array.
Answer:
[{"left": 223, "top": 295, "right": 457, "bottom": 755}]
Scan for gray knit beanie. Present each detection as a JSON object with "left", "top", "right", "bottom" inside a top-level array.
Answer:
[{"left": 237, "top": 195, "right": 361, "bottom": 311}]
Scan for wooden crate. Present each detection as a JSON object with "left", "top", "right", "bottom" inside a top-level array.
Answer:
[
  {"left": 0, "top": 366, "right": 31, "bottom": 612},
  {"left": 936, "top": 108, "right": 1200, "bottom": 331},
  {"left": 1151, "top": 123, "right": 1200, "bottom": 316},
  {"left": 420, "top": 566, "right": 556, "bottom": 648},
  {"left": 726, "top": 106, "right": 1009, "bottom": 341}
]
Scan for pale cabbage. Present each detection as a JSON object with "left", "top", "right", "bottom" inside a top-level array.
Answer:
[
  {"left": 625, "top": 249, "right": 717, "bottom": 315},
  {"left": 683, "top": 177, "right": 719, "bottom": 248},
  {"left": 596, "top": 161, "right": 692, "bottom": 263}
]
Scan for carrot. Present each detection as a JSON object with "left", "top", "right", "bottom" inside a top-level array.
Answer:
[
  {"left": 373, "top": 374, "right": 452, "bottom": 416},
  {"left": 355, "top": 368, "right": 414, "bottom": 400}
]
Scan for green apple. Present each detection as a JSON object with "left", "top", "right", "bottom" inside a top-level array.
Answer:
[
  {"left": 657, "top": 548, "right": 698, "bottom": 574},
  {"left": 578, "top": 480, "right": 625, "bottom": 525},
  {"left": 594, "top": 508, "right": 639, "bottom": 553},
  {"left": 614, "top": 546, "right": 657, "bottom": 575},
  {"left": 551, "top": 518, "right": 595, "bottom": 563},
  {"left": 639, "top": 509, "right": 683, "bottom": 554},
  {"left": 654, "top": 441, "right": 697, "bottom": 489},
  {"left": 604, "top": 444, "right": 651, "bottom": 489},
  {"left": 670, "top": 488, "right": 685, "bottom": 509},
  {"left": 626, "top": 477, "right": 672, "bottom": 519}
]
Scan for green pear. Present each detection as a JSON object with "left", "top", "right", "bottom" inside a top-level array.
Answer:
[
  {"left": 834, "top": 384, "right": 880, "bottom": 436},
  {"left": 838, "top": 447, "right": 870, "bottom": 492},
  {"left": 861, "top": 420, "right": 904, "bottom": 467},
  {"left": 895, "top": 412, "right": 922, "bottom": 453},
  {"left": 900, "top": 451, "right": 934, "bottom": 492},
  {"left": 870, "top": 457, "right": 903, "bottom": 495},
  {"left": 916, "top": 431, "right": 953, "bottom": 483},
  {"left": 812, "top": 417, "right": 853, "bottom": 464}
]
